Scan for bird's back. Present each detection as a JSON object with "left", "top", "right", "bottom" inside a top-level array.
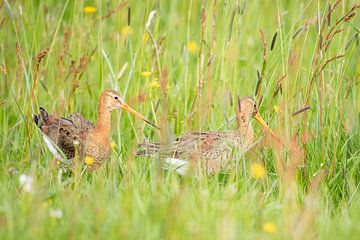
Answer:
[
  {"left": 138, "top": 131, "right": 246, "bottom": 160},
  {"left": 33, "top": 107, "right": 94, "bottom": 160}
]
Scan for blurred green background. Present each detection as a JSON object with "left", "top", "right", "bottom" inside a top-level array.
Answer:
[{"left": 0, "top": 0, "right": 360, "bottom": 239}]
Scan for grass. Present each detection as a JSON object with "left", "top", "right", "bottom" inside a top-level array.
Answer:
[{"left": 1, "top": 0, "right": 360, "bottom": 239}]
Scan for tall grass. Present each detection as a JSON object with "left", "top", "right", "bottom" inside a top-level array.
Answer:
[{"left": 0, "top": 0, "right": 360, "bottom": 239}]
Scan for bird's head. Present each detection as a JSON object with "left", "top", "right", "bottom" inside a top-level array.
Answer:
[
  {"left": 237, "top": 96, "right": 274, "bottom": 136},
  {"left": 101, "top": 90, "right": 160, "bottom": 130}
]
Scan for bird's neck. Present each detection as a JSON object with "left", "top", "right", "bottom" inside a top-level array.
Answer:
[
  {"left": 236, "top": 111, "right": 253, "bottom": 146},
  {"left": 95, "top": 99, "right": 111, "bottom": 138}
]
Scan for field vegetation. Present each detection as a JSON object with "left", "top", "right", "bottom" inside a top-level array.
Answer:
[{"left": 1, "top": 0, "right": 360, "bottom": 239}]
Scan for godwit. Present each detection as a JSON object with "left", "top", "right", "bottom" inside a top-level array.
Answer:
[
  {"left": 33, "top": 90, "right": 158, "bottom": 170},
  {"left": 137, "top": 97, "right": 275, "bottom": 175}
]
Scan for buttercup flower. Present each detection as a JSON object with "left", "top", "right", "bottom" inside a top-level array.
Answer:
[
  {"left": 83, "top": 6, "right": 96, "bottom": 14},
  {"left": 262, "top": 222, "right": 277, "bottom": 234},
  {"left": 147, "top": 80, "right": 160, "bottom": 89},
  {"left": 141, "top": 71, "right": 152, "bottom": 78},
  {"left": 273, "top": 105, "right": 280, "bottom": 113},
  {"left": 187, "top": 41, "right": 198, "bottom": 53},
  {"left": 143, "top": 33, "right": 150, "bottom": 43},
  {"left": 85, "top": 156, "right": 94, "bottom": 166},
  {"left": 111, "top": 142, "right": 116, "bottom": 150},
  {"left": 121, "top": 26, "right": 133, "bottom": 36},
  {"left": 250, "top": 163, "right": 266, "bottom": 179}
]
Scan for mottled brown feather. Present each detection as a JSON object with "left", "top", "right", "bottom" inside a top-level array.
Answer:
[
  {"left": 137, "top": 97, "right": 259, "bottom": 173},
  {"left": 33, "top": 90, "right": 122, "bottom": 170},
  {"left": 34, "top": 108, "right": 93, "bottom": 160}
]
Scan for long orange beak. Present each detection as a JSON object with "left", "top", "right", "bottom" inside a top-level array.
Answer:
[
  {"left": 121, "top": 103, "right": 160, "bottom": 130},
  {"left": 254, "top": 113, "right": 276, "bottom": 138}
]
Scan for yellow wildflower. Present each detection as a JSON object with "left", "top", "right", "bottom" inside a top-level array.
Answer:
[
  {"left": 262, "top": 222, "right": 277, "bottom": 234},
  {"left": 187, "top": 41, "right": 198, "bottom": 54},
  {"left": 273, "top": 105, "right": 280, "bottom": 113},
  {"left": 147, "top": 80, "right": 160, "bottom": 89},
  {"left": 141, "top": 71, "right": 152, "bottom": 77},
  {"left": 250, "top": 163, "right": 266, "bottom": 179},
  {"left": 143, "top": 33, "right": 150, "bottom": 43},
  {"left": 83, "top": 6, "right": 97, "bottom": 14},
  {"left": 121, "top": 26, "right": 133, "bottom": 36},
  {"left": 111, "top": 142, "right": 116, "bottom": 150},
  {"left": 84, "top": 156, "right": 94, "bottom": 166}
]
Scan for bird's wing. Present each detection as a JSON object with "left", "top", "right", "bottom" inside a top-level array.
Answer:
[
  {"left": 69, "top": 112, "right": 95, "bottom": 132},
  {"left": 137, "top": 131, "right": 223, "bottom": 159},
  {"left": 33, "top": 108, "right": 92, "bottom": 161},
  {"left": 171, "top": 131, "right": 224, "bottom": 157}
]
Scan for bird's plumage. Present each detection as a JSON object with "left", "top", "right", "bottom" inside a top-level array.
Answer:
[
  {"left": 33, "top": 90, "right": 158, "bottom": 170},
  {"left": 137, "top": 97, "right": 270, "bottom": 174},
  {"left": 33, "top": 108, "right": 93, "bottom": 161}
]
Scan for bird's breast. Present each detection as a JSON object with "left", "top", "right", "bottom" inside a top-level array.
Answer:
[{"left": 84, "top": 132, "right": 111, "bottom": 166}]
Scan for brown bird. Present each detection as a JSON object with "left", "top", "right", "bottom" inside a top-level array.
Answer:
[
  {"left": 137, "top": 97, "right": 275, "bottom": 175},
  {"left": 33, "top": 90, "right": 158, "bottom": 170}
]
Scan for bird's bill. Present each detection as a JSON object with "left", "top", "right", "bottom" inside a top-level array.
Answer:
[
  {"left": 254, "top": 113, "right": 276, "bottom": 137},
  {"left": 121, "top": 103, "right": 160, "bottom": 130}
]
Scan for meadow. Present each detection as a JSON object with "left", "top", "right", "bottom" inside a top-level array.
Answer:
[{"left": 1, "top": 0, "right": 360, "bottom": 239}]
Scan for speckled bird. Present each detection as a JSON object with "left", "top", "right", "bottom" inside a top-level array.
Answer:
[
  {"left": 137, "top": 97, "right": 275, "bottom": 175},
  {"left": 33, "top": 90, "right": 158, "bottom": 170}
]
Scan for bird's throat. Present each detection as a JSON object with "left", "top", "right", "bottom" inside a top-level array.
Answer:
[
  {"left": 95, "top": 102, "right": 111, "bottom": 138},
  {"left": 236, "top": 112, "right": 254, "bottom": 146}
]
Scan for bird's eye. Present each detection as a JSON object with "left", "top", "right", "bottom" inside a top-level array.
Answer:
[{"left": 114, "top": 96, "right": 119, "bottom": 100}]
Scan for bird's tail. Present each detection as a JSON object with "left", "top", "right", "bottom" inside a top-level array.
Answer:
[
  {"left": 136, "top": 141, "right": 161, "bottom": 156},
  {"left": 137, "top": 142, "right": 189, "bottom": 175},
  {"left": 32, "top": 107, "right": 49, "bottom": 129},
  {"left": 164, "top": 157, "right": 188, "bottom": 176}
]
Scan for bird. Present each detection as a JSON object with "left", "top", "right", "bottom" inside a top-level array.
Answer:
[
  {"left": 33, "top": 90, "right": 159, "bottom": 170},
  {"left": 137, "top": 96, "right": 276, "bottom": 175}
]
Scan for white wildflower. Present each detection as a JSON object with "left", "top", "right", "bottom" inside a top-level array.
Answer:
[
  {"left": 19, "top": 174, "right": 33, "bottom": 193},
  {"left": 49, "top": 208, "right": 63, "bottom": 219}
]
